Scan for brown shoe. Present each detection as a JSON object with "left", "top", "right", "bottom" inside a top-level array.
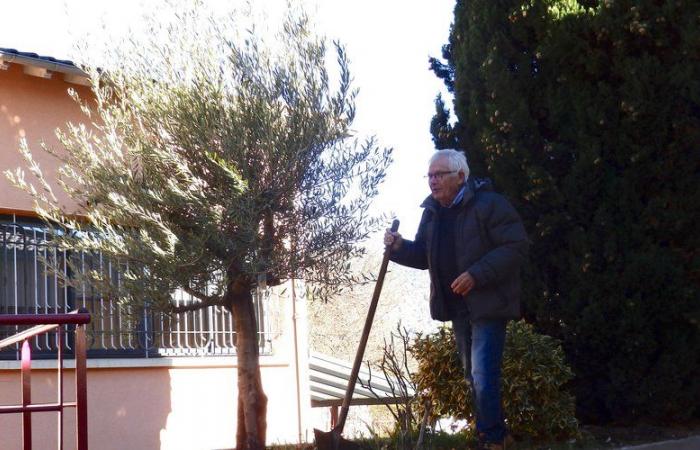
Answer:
[
  {"left": 476, "top": 441, "right": 503, "bottom": 450},
  {"left": 476, "top": 433, "right": 514, "bottom": 450}
]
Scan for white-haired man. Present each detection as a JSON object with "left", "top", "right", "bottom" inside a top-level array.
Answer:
[{"left": 384, "top": 149, "right": 529, "bottom": 450}]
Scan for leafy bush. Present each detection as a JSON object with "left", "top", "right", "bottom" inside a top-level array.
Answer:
[{"left": 411, "top": 320, "right": 579, "bottom": 442}]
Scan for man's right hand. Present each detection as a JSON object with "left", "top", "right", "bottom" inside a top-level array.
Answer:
[{"left": 384, "top": 229, "right": 403, "bottom": 252}]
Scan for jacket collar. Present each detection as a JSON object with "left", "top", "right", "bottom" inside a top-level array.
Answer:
[{"left": 420, "top": 182, "right": 473, "bottom": 211}]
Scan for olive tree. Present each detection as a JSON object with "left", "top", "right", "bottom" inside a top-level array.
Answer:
[{"left": 7, "top": 3, "right": 391, "bottom": 447}]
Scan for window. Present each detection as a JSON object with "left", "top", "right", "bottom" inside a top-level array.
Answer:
[{"left": 0, "top": 215, "right": 276, "bottom": 359}]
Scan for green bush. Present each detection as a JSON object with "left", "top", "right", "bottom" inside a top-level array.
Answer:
[{"left": 411, "top": 320, "right": 579, "bottom": 442}]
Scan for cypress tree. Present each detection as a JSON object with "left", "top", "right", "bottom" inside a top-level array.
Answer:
[{"left": 431, "top": 0, "right": 700, "bottom": 423}]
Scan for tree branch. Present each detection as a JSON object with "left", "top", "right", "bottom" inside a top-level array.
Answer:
[{"left": 170, "top": 286, "right": 223, "bottom": 313}]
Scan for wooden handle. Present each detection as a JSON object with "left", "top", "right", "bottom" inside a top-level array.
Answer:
[
  {"left": 335, "top": 219, "right": 400, "bottom": 433},
  {"left": 389, "top": 219, "right": 399, "bottom": 233}
]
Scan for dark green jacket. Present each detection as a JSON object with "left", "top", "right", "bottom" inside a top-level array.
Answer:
[{"left": 390, "top": 179, "right": 529, "bottom": 321}]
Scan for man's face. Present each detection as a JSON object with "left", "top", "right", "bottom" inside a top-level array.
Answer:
[{"left": 428, "top": 157, "right": 465, "bottom": 207}]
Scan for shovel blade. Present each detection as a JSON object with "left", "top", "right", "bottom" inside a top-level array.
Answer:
[{"left": 313, "top": 428, "right": 361, "bottom": 450}]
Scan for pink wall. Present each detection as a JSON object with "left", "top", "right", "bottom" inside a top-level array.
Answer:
[
  {"left": 0, "top": 359, "right": 311, "bottom": 449},
  {"left": 0, "top": 62, "right": 90, "bottom": 214},
  {"left": 0, "top": 283, "right": 314, "bottom": 448}
]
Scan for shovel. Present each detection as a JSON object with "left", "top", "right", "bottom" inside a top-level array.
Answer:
[{"left": 314, "top": 219, "right": 400, "bottom": 450}]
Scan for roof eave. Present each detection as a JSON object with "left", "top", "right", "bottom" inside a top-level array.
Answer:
[{"left": 0, "top": 50, "right": 90, "bottom": 86}]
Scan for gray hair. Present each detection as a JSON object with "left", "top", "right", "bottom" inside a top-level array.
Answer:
[{"left": 429, "top": 149, "right": 470, "bottom": 179}]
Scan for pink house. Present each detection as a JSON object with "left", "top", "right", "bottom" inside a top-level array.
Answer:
[
  {"left": 0, "top": 48, "right": 400, "bottom": 449},
  {"left": 0, "top": 47, "right": 318, "bottom": 449}
]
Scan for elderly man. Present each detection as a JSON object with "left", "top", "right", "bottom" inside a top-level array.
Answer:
[{"left": 384, "top": 149, "right": 528, "bottom": 450}]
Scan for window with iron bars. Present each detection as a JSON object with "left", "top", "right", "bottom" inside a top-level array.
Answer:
[{"left": 0, "top": 215, "right": 277, "bottom": 359}]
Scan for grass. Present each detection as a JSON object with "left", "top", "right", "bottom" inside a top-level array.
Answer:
[{"left": 268, "top": 420, "right": 700, "bottom": 449}]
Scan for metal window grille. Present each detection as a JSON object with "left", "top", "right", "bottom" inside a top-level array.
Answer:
[{"left": 0, "top": 217, "right": 276, "bottom": 359}]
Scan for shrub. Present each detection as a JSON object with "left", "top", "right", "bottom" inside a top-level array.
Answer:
[{"left": 411, "top": 320, "right": 579, "bottom": 442}]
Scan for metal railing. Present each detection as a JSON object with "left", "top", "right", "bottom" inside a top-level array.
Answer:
[
  {"left": 0, "top": 309, "right": 91, "bottom": 450},
  {"left": 1, "top": 218, "right": 277, "bottom": 358}
]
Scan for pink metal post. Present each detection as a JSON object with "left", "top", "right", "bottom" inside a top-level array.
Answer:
[
  {"left": 0, "top": 310, "right": 91, "bottom": 450},
  {"left": 21, "top": 340, "right": 32, "bottom": 450},
  {"left": 57, "top": 326, "right": 64, "bottom": 450},
  {"left": 74, "top": 324, "right": 88, "bottom": 450}
]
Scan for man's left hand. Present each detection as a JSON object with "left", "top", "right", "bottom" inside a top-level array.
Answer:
[{"left": 451, "top": 271, "right": 475, "bottom": 296}]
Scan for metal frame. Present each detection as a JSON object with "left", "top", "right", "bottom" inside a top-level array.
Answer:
[
  {"left": 0, "top": 310, "right": 91, "bottom": 450},
  {"left": 1, "top": 216, "right": 276, "bottom": 359}
]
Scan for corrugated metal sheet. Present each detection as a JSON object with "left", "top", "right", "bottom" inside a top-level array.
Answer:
[{"left": 309, "top": 352, "right": 414, "bottom": 407}]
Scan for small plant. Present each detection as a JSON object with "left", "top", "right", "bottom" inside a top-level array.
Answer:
[
  {"left": 361, "top": 323, "right": 424, "bottom": 449},
  {"left": 411, "top": 320, "right": 580, "bottom": 442}
]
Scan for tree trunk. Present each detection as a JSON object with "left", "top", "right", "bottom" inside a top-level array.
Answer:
[{"left": 228, "top": 287, "right": 268, "bottom": 449}]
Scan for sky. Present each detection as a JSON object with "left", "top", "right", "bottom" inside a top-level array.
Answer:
[{"left": 0, "top": 0, "right": 455, "bottom": 240}]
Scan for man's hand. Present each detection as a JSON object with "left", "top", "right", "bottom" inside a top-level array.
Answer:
[
  {"left": 451, "top": 271, "right": 475, "bottom": 296},
  {"left": 384, "top": 228, "right": 403, "bottom": 252}
]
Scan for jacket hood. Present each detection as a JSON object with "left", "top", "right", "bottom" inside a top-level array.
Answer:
[{"left": 470, "top": 177, "right": 494, "bottom": 192}]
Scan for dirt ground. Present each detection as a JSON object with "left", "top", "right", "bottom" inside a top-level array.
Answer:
[{"left": 579, "top": 421, "right": 700, "bottom": 448}]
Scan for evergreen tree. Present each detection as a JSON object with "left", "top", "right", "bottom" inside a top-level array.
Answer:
[{"left": 431, "top": 0, "right": 700, "bottom": 423}]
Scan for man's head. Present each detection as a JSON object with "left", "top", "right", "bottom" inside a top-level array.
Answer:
[{"left": 428, "top": 149, "right": 469, "bottom": 207}]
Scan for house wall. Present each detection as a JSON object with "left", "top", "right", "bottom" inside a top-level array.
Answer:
[
  {"left": 0, "top": 61, "right": 88, "bottom": 214},
  {"left": 0, "top": 360, "right": 313, "bottom": 449},
  {"left": 0, "top": 282, "right": 314, "bottom": 449}
]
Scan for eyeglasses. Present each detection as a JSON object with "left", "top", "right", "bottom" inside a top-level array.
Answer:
[{"left": 425, "top": 170, "right": 458, "bottom": 181}]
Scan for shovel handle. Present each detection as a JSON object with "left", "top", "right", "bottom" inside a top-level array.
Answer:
[
  {"left": 388, "top": 219, "right": 400, "bottom": 235},
  {"left": 334, "top": 219, "right": 399, "bottom": 433}
]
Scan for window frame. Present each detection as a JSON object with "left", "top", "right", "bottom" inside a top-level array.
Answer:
[{"left": 0, "top": 214, "right": 274, "bottom": 360}]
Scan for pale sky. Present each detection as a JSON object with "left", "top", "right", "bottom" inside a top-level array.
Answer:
[{"left": 0, "top": 0, "right": 455, "bottom": 239}]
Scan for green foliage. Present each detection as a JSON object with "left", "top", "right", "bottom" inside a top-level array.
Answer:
[
  {"left": 502, "top": 321, "right": 579, "bottom": 440},
  {"left": 411, "top": 328, "right": 468, "bottom": 423},
  {"left": 352, "top": 430, "right": 474, "bottom": 450},
  {"left": 430, "top": 0, "right": 700, "bottom": 423},
  {"left": 411, "top": 321, "right": 579, "bottom": 442}
]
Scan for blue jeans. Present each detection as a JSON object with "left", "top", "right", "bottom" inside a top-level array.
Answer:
[{"left": 452, "top": 315, "right": 507, "bottom": 443}]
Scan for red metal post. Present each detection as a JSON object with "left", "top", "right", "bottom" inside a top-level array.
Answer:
[
  {"left": 21, "top": 340, "right": 32, "bottom": 450},
  {"left": 74, "top": 324, "right": 88, "bottom": 450},
  {"left": 0, "top": 310, "right": 91, "bottom": 450},
  {"left": 57, "top": 326, "right": 64, "bottom": 450},
  {"left": 0, "top": 312, "right": 91, "bottom": 326}
]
